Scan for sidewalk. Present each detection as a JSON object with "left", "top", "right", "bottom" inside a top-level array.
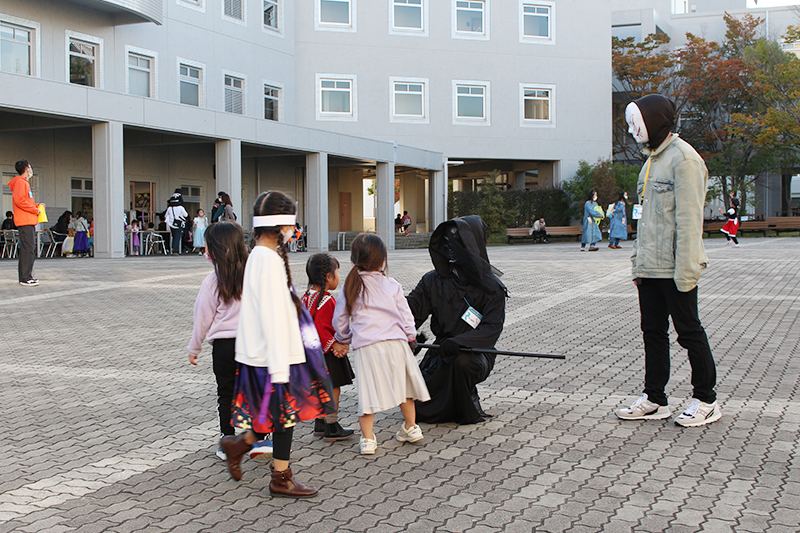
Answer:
[{"left": 1, "top": 237, "right": 798, "bottom": 532}]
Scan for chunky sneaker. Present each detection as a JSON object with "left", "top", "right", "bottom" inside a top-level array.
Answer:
[
  {"left": 396, "top": 424, "right": 424, "bottom": 444},
  {"left": 360, "top": 436, "right": 378, "bottom": 455},
  {"left": 216, "top": 446, "right": 227, "bottom": 461},
  {"left": 674, "top": 399, "right": 722, "bottom": 427},
  {"left": 249, "top": 438, "right": 274, "bottom": 460},
  {"left": 19, "top": 279, "right": 39, "bottom": 287},
  {"left": 615, "top": 394, "right": 671, "bottom": 420}
]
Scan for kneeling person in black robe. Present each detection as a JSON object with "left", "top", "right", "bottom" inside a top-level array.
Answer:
[{"left": 407, "top": 215, "right": 507, "bottom": 425}]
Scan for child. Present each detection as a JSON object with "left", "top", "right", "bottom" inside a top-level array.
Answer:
[
  {"left": 193, "top": 209, "right": 209, "bottom": 255},
  {"left": 719, "top": 197, "right": 740, "bottom": 247},
  {"left": 332, "top": 233, "right": 430, "bottom": 455},
  {"left": 221, "top": 191, "right": 334, "bottom": 498},
  {"left": 70, "top": 211, "right": 90, "bottom": 257},
  {"left": 302, "top": 253, "right": 356, "bottom": 442},
  {"left": 130, "top": 219, "right": 140, "bottom": 255},
  {"left": 188, "top": 222, "right": 271, "bottom": 460}
]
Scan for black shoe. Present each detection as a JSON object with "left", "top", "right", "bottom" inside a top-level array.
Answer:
[
  {"left": 323, "top": 422, "right": 355, "bottom": 442},
  {"left": 313, "top": 418, "right": 325, "bottom": 437}
]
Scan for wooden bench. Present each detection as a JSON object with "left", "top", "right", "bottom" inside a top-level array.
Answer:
[
  {"left": 766, "top": 216, "right": 800, "bottom": 235},
  {"left": 739, "top": 220, "right": 768, "bottom": 237},
  {"left": 627, "top": 224, "right": 637, "bottom": 239},
  {"left": 506, "top": 226, "right": 582, "bottom": 244},
  {"left": 703, "top": 221, "right": 725, "bottom": 236}
]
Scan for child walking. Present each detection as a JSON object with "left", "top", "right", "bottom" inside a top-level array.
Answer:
[
  {"left": 302, "top": 253, "right": 356, "bottom": 442},
  {"left": 332, "top": 233, "right": 430, "bottom": 455},
  {"left": 720, "top": 197, "right": 740, "bottom": 247},
  {"left": 221, "top": 191, "right": 335, "bottom": 498}
]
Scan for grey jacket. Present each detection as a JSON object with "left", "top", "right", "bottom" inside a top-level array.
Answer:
[{"left": 631, "top": 134, "right": 709, "bottom": 292}]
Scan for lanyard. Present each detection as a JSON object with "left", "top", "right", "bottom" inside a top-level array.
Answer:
[{"left": 641, "top": 157, "right": 653, "bottom": 198}]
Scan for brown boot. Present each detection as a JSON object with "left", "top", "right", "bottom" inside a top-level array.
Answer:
[
  {"left": 269, "top": 464, "right": 318, "bottom": 498},
  {"left": 220, "top": 433, "right": 252, "bottom": 481}
]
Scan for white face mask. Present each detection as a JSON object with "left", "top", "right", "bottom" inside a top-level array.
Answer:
[
  {"left": 281, "top": 226, "right": 294, "bottom": 244},
  {"left": 625, "top": 102, "right": 649, "bottom": 144}
]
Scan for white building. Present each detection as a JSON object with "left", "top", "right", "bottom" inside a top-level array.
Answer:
[{"left": 1, "top": 0, "right": 612, "bottom": 257}]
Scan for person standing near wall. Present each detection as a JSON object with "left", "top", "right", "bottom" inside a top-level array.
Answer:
[{"left": 9, "top": 160, "right": 40, "bottom": 286}]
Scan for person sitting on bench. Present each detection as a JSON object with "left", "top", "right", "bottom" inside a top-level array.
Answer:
[{"left": 529, "top": 218, "right": 548, "bottom": 243}]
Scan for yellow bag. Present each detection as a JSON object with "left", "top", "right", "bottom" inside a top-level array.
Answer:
[{"left": 37, "top": 204, "right": 48, "bottom": 224}]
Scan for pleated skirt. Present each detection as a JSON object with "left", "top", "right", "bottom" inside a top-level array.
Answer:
[{"left": 354, "top": 339, "right": 430, "bottom": 416}]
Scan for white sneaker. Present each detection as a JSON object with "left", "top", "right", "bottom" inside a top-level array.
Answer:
[
  {"left": 396, "top": 424, "right": 424, "bottom": 444},
  {"left": 360, "top": 436, "right": 378, "bottom": 455},
  {"left": 733, "top": 243, "right": 739, "bottom": 248},
  {"left": 216, "top": 446, "right": 227, "bottom": 460},
  {"left": 615, "top": 394, "right": 671, "bottom": 420},
  {"left": 674, "top": 399, "right": 721, "bottom": 427},
  {"left": 725, "top": 241, "right": 732, "bottom": 246}
]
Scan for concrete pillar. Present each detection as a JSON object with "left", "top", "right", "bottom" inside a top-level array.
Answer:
[
  {"left": 431, "top": 160, "right": 448, "bottom": 229},
  {"left": 92, "top": 121, "right": 125, "bottom": 259},
  {"left": 215, "top": 139, "right": 242, "bottom": 223},
  {"left": 376, "top": 161, "right": 395, "bottom": 250},
  {"left": 514, "top": 171, "right": 527, "bottom": 190},
  {"left": 306, "top": 152, "right": 328, "bottom": 252}
]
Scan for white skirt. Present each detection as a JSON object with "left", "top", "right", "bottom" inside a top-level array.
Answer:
[{"left": 354, "top": 339, "right": 431, "bottom": 416}]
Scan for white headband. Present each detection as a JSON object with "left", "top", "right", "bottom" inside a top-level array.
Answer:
[{"left": 253, "top": 214, "right": 296, "bottom": 228}]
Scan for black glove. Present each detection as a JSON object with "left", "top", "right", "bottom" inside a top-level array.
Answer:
[
  {"left": 440, "top": 339, "right": 461, "bottom": 357},
  {"left": 408, "top": 340, "right": 419, "bottom": 354}
]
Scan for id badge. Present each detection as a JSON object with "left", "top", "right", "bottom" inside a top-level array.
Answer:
[
  {"left": 461, "top": 306, "right": 483, "bottom": 329},
  {"left": 632, "top": 204, "right": 643, "bottom": 220}
]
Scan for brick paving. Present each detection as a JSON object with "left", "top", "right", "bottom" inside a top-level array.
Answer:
[{"left": 1, "top": 236, "right": 798, "bottom": 532}]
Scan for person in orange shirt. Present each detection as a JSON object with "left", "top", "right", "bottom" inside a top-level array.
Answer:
[{"left": 8, "top": 160, "right": 40, "bottom": 286}]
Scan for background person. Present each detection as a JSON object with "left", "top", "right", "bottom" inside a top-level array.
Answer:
[
  {"left": 218, "top": 193, "right": 237, "bottom": 222},
  {"left": 9, "top": 160, "right": 40, "bottom": 286},
  {"left": 529, "top": 218, "right": 548, "bottom": 243},
  {"left": 581, "top": 189, "right": 603, "bottom": 252},
  {"left": 165, "top": 192, "right": 188, "bottom": 255},
  {"left": 2, "top": 211, "right": 15, "bottom": 230},
  {"left": 608, "top": 192, "right": 629, "bottom": 249}
]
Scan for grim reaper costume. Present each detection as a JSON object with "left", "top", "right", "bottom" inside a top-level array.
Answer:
[{"left": 407, "top": 215, "right": 507, "bottom": 425}]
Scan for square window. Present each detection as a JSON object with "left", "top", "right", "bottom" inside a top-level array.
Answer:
[
  {"left": 264, "top": 0, "right": 278, "bottom": 29},
  {"left": 224, "top": 0, "right": 244, "bottom": 20},
  {"left": 317, "top": 74, "right": 356, "bottom": 120},
  {"left": 393, "top": 80, "right": 425, "bottom": 117},
  {"left": 225, "top": 75, "right": 244, "bottom": 114},
  {"left": 264, "top": 84, "right": 280, "bottom": 120},
  {"left": 320, "top": 0, "right": 350, "bottom": 24},
  {"left": 456, "top": 0, "right": 484, "bottom": 33},
  {"left": 1, "top": 21, "right": 33, "bottom": 76},
  {"left": 520, "top": 84, "right": 554, "bottom": 126},
  {"left": 454, "top": 81, "right": 489, "bottom": 124},
  {"left": 521, "top": 2, "right": 554, "bottom": 44},
  {"left": 71, "top": 179, "right": 82, "bottom": 190},
  {"left": 128, "top": 52, "right": 153, "bottom": 97},
  {"left": 393, "top": 0, "right": 422, "bottom": 29}
]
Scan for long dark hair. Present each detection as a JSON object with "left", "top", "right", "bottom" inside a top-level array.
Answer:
[
  {"left": 205, "top": 222, "right": 247, "bottom": 305},
  {"left": 253, "top": 191, "right": 302, "bottom": 317},
  {"left": 617, "top": 191, "right": 628, "bottom": 204},
  {"left": 221, "top": 192, "right": 233, "bottom": 207},
  {"left": 587, "top": 188, "right": 597, "bottom": 202},
  {"left": 306, "top": 253, "right": 340, "bottom": 311},
  {"left": 343, "top": 233, "right": 387, "bottom": 316}
]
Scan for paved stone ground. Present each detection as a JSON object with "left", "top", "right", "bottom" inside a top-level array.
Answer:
[{"left": 1, "top": 236, "right": 798, "bottom": 533}]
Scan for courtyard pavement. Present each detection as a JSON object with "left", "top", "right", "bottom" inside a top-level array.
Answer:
[{"left": 0, "top": 236, "right": 798, "bottom": 533}]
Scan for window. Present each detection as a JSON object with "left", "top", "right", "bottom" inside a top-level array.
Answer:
[
  {"left": 179, "top": 61, "right": 203, "bottom": 106},
  {"left": 224, "top": 75, "right": 244, "bottom": 114},
  {"left": 264, "top": 0, "right": 278, "bottom": 30},
  {"left": 454, "top": 82, "right": 489, "bottom": 123},
  {"left": 69, "top": 36, "right": 100, "bottom": 87},
  {"left": 177, "top": 0, "right": 205, "bottom": 12},
  {"left": 520, "top": 1, "right": 554, "bottom": 44},
  {"left": 127, "top": 49, "right": 156, "bottom": 98},
  {"left": 454, "top": 0, "right": 487, "bottom": 39},
  {"left": 390, "top": 77, "right": 428, "bottom": 123},
  {"left": 264, "top": 83, "right": 280, "bottom": 120},
  {"left": 520, "top": 84, "right": 554, "bottom": 127},
  {"left": 317, "top": 74, "right": 357, "bottom": 120},
  {"left": 392, "top": 0, "right": 423, "bottom": 31},
  {"left": 1, "top": 21, "right": 33, "bottom": 75},
  {"left": 223, "top": 0, "right": 244, "bottom": 22},
  {"left": 317, "top": 0, "right": 355, "bottom": 31}
]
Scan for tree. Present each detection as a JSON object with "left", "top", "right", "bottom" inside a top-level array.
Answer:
[{"left": 562, "top": 159, "right": 639, "bottom": 221}]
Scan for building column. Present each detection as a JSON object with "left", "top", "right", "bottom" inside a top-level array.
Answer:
[
  {"left": 376, "top": 161, "right": 395, "bottom": 250},
  {"left": 431, "top": 160, "right": 448, "bottom": 229},
  {"left": 514, "top": 171, "right": 527, "bottom": 190},
  {"left": 216, "top": 139, "right": 242, "bottom": 221},
  {"left": 306, "top": 152, "right": 328, "bottom": 252},
  {"left": 92, "top": 121, "right": 125, "bottom": 259}
]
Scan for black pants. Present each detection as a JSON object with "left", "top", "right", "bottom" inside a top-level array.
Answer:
[
  {"left": 170, "top": 227, "right": 183, "bottom": 253},
  {"left": 17, "top": 225, "right": 36, "bottom": 282},
  {"left": 637, "top": 278, "right": 717, "bottom": 406},
  {"left": 532, "top": 229, "right": 547, "bottom": 242},
  {"left": 212, "top": 339, "right": 237, "bottom": 436}
]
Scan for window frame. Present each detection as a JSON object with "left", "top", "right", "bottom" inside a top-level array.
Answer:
[
  {"left": 316, "top": 73, "right": 357, "bottom": 121},
  {"left": 66, "top": 30, "right": 103, "bottom": 89},
  {"left": 125, "top": 45, "right": 158, "bottom": 99},
  {"left": 262, "top": 0, "right": 283, "bottom": 35},
  {"left": 315, "top": 0, "right": 356, "bottom": 33},
  {"left": 223, "top": 70, "right": 247, "bottom": 115},
  {"left": 519, "top": 1, "right": 555, "bottom": 45},
  {"left": 389, "top": 0, "right": 427, "bottom": 37},
  {"left": 452, "top": 0, "right": 489, "bottom": 41},
  {"left": 177, "top": 57, "right": 206, "bottom": 107},
  {"left": 222, "top": 0, "right": 247, "bottom": 25},
  {"left": 452, "top": 80, "right": 490, "bottom": 125},
  {"left": 176, "top": 0, "right": 205, "bottom": 13},
  {"left": 389, "top": 76, "right": 429, "bottom": 124},
  {"left": 262, "top": 79, "right": 283, "bottom": 121},
  {"left": 0, "top": 13, "right": 40, "bottom": 77},
  {"left": 519, "top": 83, "right": 555, "bottom": 127}
]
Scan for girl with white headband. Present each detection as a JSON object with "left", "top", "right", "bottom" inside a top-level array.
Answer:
[{"left": 220, "top": 190, "right": 335, "bottom": 498}]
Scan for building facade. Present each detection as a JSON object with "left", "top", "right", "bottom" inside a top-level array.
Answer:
[{"left": 1, "top": 0, "right": 611, "bottom": 257}]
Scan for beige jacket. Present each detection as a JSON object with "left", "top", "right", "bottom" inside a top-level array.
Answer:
[{"left": 631, "top": 134, "right": 709, "bottom": 292}]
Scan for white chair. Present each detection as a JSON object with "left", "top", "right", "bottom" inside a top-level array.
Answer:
[
  {"left": 145, "top": 231, "right": 167, "bottom": 255},
  {"left": 1, "top": 230, "right": 18, "bottom": 259}
]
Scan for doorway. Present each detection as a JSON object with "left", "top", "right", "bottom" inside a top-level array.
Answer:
[
  {"left": 339, "top": 192, "right": 351, "bottom": 232},
  {"left": 130, "top": 181, "right": 156, "bottom": 228}
]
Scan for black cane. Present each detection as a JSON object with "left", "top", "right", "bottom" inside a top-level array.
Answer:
[{"left": 417, "top": 343, "right": 566, "bottom": 360}]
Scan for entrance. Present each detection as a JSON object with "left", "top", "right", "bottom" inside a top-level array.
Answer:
[
  {"left": 130, "top": 181, "right": 156, "bottom": 227},
  {"left": 71, "top": 177, "right": 93, "bottom": 221}
]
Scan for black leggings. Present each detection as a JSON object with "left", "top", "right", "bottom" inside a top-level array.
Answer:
[
  {"left": 725, "top": 234, "right": 738, "bottom": 244},
  {"left": 272, "top": 427, "right": 293, "bottom": 461}
]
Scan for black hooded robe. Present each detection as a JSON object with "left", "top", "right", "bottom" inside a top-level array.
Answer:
[{"left": 407, "top": 216, "right": 506, "bottom": 425}]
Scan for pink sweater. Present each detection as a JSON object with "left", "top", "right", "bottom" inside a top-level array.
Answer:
[{"left": 187, "top": 272, "right": 241, "bottom": 355}]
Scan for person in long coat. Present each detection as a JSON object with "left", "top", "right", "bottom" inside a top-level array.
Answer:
[
  {"left": 608, "top": 191, "right": 629, "bottom": 249},
  {"left": 406, "top": 215, "right": 507, "bottom": 425},
  {"left": 581, "top": 189, "right": 603, "bottom": 251}
]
